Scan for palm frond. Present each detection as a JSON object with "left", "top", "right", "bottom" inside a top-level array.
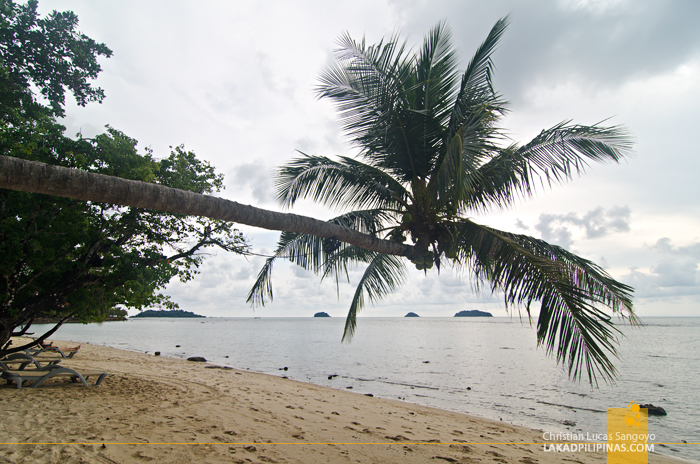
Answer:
[
  {"left": 464, "top": 121, "right": 633, "bottom": 212},
  {"left": 430, "top": 111, "right": 503, "bottom": 209},
  {"left": 275, "top": 153, "right": 408, "bottom": 210},
  {"left": 317, "top": 31, "right": 411, "bottom": 145},
  {"left": 247, "top": 209, "right": 393, "bottom": 307},
  {"left": 427, "top": 18, "right": 509, "bottom": 207},
  {"left": 342, "top": 253, "right": 407, "bottom": 342},
  {"left": 447, "top": 16, "right": 509, "bottom": 140},
  {"left": 317, "top": 29, "right": 435, "bottom": 181},
  {"left": 415, "top": 21, "right": 459, "bottom": 124},
  {"left": 246, "top": 231, "right": 299, "bottom": 307},
  {"left": 453, "top": 219, "right": 635, "bottom": 384},
  {"left": 409, "top": 21, "right": 460, "bottom": 171},
  {"left": 320, "top": 244, "right": 376, "bottom": 285}
]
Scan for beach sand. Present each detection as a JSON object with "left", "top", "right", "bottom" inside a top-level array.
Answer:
[{"left": 1, "top": 338, "right": 686, "bottom": 464}]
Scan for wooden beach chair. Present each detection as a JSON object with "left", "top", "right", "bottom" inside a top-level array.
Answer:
[{"left": 1, "top": 365, "right": 108, "bottom": 389}]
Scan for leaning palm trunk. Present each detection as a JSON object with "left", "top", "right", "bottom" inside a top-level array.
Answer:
[{"left": 0, "top": 154, "right": 410, "bottom": 257}]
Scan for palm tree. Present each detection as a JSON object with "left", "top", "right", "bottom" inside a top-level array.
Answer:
[{"left": 248, "top": 18, "right": 637, "bottom": 384}]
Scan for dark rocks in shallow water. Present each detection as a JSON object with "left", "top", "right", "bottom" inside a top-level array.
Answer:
[
  {"left": 154, "top": 351, "right": 161, "bottom": 356},
  {"left": 405, "top": 312, "right": 420, "bottom": 317},
  {"left": 640, "top": 404, "right": 667, "bottom": 416},
  {"left": 314, "top": 312, "right": 330, "bottom": 317},
  {"left": 454, "top": 310, "right": 493, "bottom": 317},
  {"left": 187, "top": 356, "right": 207, "bottom": 362}
]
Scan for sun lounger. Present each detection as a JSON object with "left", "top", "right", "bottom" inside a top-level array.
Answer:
[
  {"left": 26, "top": 341, "right": 81, "bottom": 358},
  {"left": 1, "top": 365, "right": 108, "bottom": 389},
  {"left": 0, "top": 353, "right": 63, "bottom": 371}
]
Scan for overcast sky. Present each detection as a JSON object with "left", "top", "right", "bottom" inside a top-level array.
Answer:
[{"left": 39, "top": 0, "right": 700, "bottom": 319}]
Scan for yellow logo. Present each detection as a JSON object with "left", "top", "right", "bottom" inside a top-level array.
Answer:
[
  {"left": 607, "top": 403, "right": 650, "bottom": 464},
  {"left": 624, "top": 401, "right": 645, "bottom": 427}
]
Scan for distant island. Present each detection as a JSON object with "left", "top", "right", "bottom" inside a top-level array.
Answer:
[
  {"left": 132, "top": 309, "right": 205, "bottom": 318},
  {"left": 314, "top": 312, "right": 331, "bottom": 317},
  {"left": 454, "top": 310, "right": 492, "bottom": 317},
  {"left": 405, "top": 312, "right": 420, "bottom": 317}
]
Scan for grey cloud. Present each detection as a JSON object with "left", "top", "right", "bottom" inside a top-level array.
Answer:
[
  {"left": 235, "top": 265, "right": 255, "bottom": 280},
  {"left": 396, "top": 0, "right": 700, "bottom": 103},
  {"left": 292, "top": 265, "right": 314, "bottom": 279},
  {"left": 648, "top": 238, "right": 700, "bottom": 288},
  {"left": 622, "top": 238, "right": 700, "bottom": 297},
  {"left": 533, "top": 205, "right": 630, "bottom": 248},
  {"left": 650, "top": 259, "right": 698, "bottom": 287},
  {"left": 439, "top": 276, "right": 466, "bottom": 288},
  {"left": 622, "top": 266, "right": 699, "bottom": 298},
  {"left": 651, "top": 238, "right": 700, "bottom": 258},
  {"left": 229, "top": 162, "right": 275, "bottom": 204},
  {"left": 515, "top": 219, "right": 529, "bottom": 231},
  {"left": 597, "top": 256, "right": 609, "bottom": 268},
  {"left": 535, "top": 217, "right": 574, "bottom": 249}
]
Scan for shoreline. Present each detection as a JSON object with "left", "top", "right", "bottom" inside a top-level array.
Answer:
[{"left": 1, "top": 338, "right": 689, "bottom": 463}]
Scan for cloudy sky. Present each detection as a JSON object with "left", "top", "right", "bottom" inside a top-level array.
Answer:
[{"left": 39, "top": 0, "right": 700, "bottom": 319}]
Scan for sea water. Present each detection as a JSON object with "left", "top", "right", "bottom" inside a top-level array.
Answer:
[{"left": 36, "top": 317, "right": 699, "bottom": 462}]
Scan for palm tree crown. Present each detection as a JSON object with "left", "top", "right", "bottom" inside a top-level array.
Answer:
[{"left": 248, "top": 18, "right": 636, "bottom": 384}]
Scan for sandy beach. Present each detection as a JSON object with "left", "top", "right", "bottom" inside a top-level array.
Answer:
[{"left": 0, "top": 338, "right": 686, "bottom": 464}]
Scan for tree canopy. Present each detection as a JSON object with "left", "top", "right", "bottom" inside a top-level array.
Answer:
[
  {"left": 249, "top": 18, "right": 637, "bottom": 384},
  {"left": 0, "top": 0, "right": 247, "bottom": 356}
]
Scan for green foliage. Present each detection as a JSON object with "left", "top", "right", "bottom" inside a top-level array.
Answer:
[
  {"left": 0, "top": 127, "right": 248, "bottom": 329},
  {"left": 0, "top": 0, "right": 247, "bottom": 355},
  {"left": 250, "top": 18, "right": 637, "bottom": 384},
  {"left": 0, "top": 0, "right": 112, "bottom": 117}
]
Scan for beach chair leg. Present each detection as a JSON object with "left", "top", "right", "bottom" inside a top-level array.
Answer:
[
  {"left": 94, "top": 373, "right": 109, "bottom": 386},
  {"left": 65, "top": 374, "right": 89, "bottom": 387},
  {"left": 30, "top": 368, "right": 88, "bottom": 388}
]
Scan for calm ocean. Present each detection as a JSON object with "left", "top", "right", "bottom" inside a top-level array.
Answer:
[{"left": 37, "top": 317, "right": 699, "bottom": 462}]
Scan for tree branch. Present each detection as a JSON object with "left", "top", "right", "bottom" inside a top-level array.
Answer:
[
  {"left": 1, "top": 312, "right": 76, "bottom": 356},
  {"left": 11, "top": 318, "right": 34, "bottom": 337}
]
